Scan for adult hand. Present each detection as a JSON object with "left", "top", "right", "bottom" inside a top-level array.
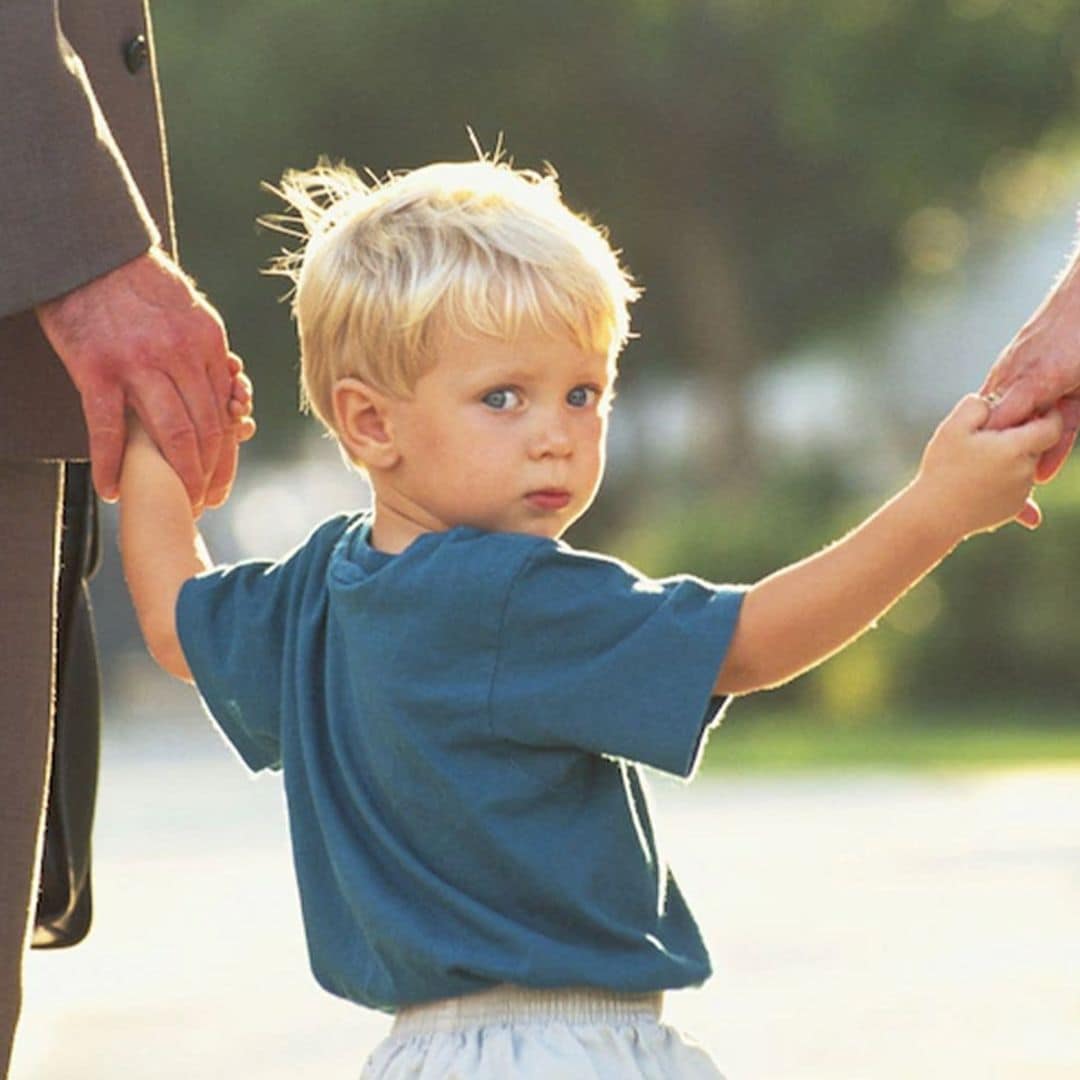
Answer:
[
  {"left": 980, "top": 265, "right": 1080, "bottom": 485},
  {"left": 36, "top": 248, "right": 246, "bottom": 512}
]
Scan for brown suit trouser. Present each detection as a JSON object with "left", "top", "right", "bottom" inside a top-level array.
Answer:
[{"left": 0, "top": 462, "right": 63, "bottom": 1078}]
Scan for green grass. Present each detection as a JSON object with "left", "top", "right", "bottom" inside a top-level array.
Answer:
[{"left": 701, "top": 704, "right": 1080, "bottom": 773}]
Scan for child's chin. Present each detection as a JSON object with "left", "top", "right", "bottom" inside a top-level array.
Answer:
[{"left": 523, "top": 519, "right": 571, "bottom": 541}]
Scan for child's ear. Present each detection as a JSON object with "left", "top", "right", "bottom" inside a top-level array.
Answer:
[{"left": 332, "top": 378, "right": 401, "bottom": 469}]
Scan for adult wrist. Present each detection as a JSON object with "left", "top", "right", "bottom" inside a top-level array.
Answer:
[{"left": 35, "top": 247, "right": 158, "bottom": 322}]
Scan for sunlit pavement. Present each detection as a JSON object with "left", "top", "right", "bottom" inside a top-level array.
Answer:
[{"left": 14, "top": 719, "right": 1080, "bottom": 1079}]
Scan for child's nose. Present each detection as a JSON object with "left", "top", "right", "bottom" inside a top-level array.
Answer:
[{"left": 528, "top": 412, "right": 573, "bottom": 458}]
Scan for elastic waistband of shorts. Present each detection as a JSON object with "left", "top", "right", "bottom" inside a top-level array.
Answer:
[{"left": 391, "top": 985, "right": 665, "bottom": 1036}]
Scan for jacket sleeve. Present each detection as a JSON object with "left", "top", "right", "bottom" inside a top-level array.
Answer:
[{"left": 0, "top": 0, "right": 160, "bottom": 316}]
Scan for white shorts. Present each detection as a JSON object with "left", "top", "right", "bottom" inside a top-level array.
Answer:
[{"left": 361, "top": 985, "right": 725, "bottom": 1079}]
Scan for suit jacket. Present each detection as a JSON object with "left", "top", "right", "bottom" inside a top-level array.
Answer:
[{"left": 0, "top": 0, "right": 174, "bottom": 461}]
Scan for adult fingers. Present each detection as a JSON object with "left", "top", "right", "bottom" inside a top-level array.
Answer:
[
  {"left": 175, "top": 360, "right": 226, "bottom": 486},
  {"left": 131, "top": 374, "right": 204, "bottom": 508},
  {"left": 196, "top": 347, "right": 247, "bottom": 505},
  {"left": 981, "top": 379, "right": 1039, "bottom": 431},
  {"left": 203, "top": 357, "right": 255, "bottom": 508},
  {"left": 203, "top": 342, "right": 237, "bottom": 425},
  {"left": 203, "top": 434, "right": 239, "bottom": 511},
  {"left": 1034, "top": 395, "right": 1080, "bottom": 482},
  {"left": 176, "top": 320, "right": 233, "bottom": 475},
  {"left": 979, "top": 332, "right": 1027, "bottom": 397},
  {"left": 81, "top": 384, "right": 126, "bottom": 502},
  {"left": 1015, "top": 494, "right": 1043, "bottom": 531},
  {"left": 1035, "top": 428, "right": 1079, "bottom": 483},
  {"left": 156, "top": 306, "right": 233, "bottom": 496}
]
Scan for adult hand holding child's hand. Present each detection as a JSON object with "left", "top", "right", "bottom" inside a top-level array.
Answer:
[
  {"left": 978, "top": 256, "right": 1080, "bottom": 504},
  {"left": 36, "top": 248, "right": 250, "bottom": 513},
  {"left": 915, "top": 393, "right": 1063, "bottom": 538}
]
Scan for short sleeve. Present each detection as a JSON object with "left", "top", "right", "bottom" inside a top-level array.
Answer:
[
  {"left": 490, "top": 543, "right": 746, "bottom": 778},
  {"left": 175, "top": 514, "right": 354, "bottom": 772}
]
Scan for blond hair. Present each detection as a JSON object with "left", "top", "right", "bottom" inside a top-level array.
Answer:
[{"left": 262, "top": 154, "right": 639, "bottom": 438}]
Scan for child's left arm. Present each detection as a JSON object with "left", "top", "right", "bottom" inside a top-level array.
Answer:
[
  {"left": 119, "top": 371, "right": 254, "bottom": 682},
  {"left": 715, "top": 394, "right": 1063, "bottom": 696}
]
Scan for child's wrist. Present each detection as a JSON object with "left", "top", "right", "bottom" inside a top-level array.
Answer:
[
  {"left": 125, "top": 414, "right": 154, "bottom": 448},
  {"left": 120, "top": 416, "right": 172, "bottom": 494},
  {"left": 896, "top": 476, "right": 968, "bottom": 554}
]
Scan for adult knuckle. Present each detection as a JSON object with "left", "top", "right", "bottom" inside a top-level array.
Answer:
[
  {"left": 166, "top": 325, "right": 200, "bottom": 362},
  {"left": 160, "top": 418, "right": 196, "bottom": 451},
  {"left": 201, "top": 416, "right": 225, "bottom": 443},
  {"left": 185, "top": 302, "right": 219, "bottom": 340}
]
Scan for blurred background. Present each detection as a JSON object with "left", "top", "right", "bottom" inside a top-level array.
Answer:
[
  {"left": 90, "top": 0, "right": 1080, "bottom": 749},
  {"left": 17, "top": 0, "right": 1080, "bottom": 1076}
]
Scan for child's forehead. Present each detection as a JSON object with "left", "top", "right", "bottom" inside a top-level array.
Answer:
[{"left": 436, "top": 326, "right": 613, "bottom": 379}]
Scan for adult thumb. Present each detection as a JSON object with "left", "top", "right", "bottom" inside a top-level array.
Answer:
[{"left": 1016, "top": 494, "right": 1043, "bottom": 531}]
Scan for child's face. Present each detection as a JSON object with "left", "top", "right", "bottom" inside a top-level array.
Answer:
[{"left": 378, "top": 324, "right": 612, "bottom": 543}]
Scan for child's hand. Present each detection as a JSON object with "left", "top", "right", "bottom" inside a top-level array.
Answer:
[
  {"left": 123, "top": 363, "right": 255, "bottom": 517},
  {"left": 914, "top": 393, "right": 1063, "bottom": 539},
  {"left": 227, "top": 357, "right": 257, "bottom": 443}
]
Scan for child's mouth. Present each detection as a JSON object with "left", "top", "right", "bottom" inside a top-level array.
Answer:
[{"left": 526, "top": 489, "right": 571, "bottom": 511}]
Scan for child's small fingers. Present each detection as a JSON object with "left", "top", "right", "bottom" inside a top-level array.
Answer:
[
  {"left": 230, "top": 373, "right": 253, "bottom": 400},
  {"left": 953, "top": 393, "right": 993, "bottom": 432},
  {"left": 234, "top": 416, "right": 257, "bottom": 443},
  {"left": 1018, "top": 409, "right": 1065, "bottom": 455},
  {"left": 228, "top": 400, "right": 255, "bottom": 426},
  {"left": 996, "top": 408, "right": 1061, "bottom": 459}
]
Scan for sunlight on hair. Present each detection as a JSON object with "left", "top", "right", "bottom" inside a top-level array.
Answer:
[{"left": 259, "top": 143, "right": 639, "bottom": 447}]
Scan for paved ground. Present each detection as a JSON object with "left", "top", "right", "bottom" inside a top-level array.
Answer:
[{"left": 13, "top": 722, "right": 1080, "bottom": 1079}]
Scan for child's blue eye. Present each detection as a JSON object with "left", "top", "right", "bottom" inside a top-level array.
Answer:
[
  {"left": 567, "top": 386, "right": 598, "bottom": 408},
  {"left": 482, "top": 388, "right": 522, "bottom": 411}
]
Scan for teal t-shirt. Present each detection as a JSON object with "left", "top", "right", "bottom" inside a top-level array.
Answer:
[{"left": 176, "top": 512, "right": 746, "bottom": 1012}]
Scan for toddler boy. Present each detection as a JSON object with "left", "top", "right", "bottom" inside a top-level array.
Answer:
[{"left": 119, "top": 157, "right": 1061, "bottom": 1076}]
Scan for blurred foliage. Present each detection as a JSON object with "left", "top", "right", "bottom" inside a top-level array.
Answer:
[
  {"left": 153, "top": 0, "right": 1080, "bottom": 451},
  {"left": 701, "top": 706, "right": 1080, "bottom": 770},
  {"left": 612, "top": 456, "right": 1080, "bottom": 717}
]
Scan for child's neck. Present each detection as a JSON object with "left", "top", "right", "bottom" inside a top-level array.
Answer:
[{"left": 367, "top": 496, "right": 442, "bottom": 554}]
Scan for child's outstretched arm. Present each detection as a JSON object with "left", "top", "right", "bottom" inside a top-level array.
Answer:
[
  {"left": 119, "top": 369, "right": 254, "bottom": 682},
  {"left": 715, "top": 394, "right": 1063, "bottom": 696}
]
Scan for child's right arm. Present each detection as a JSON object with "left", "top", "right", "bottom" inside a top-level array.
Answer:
[
  {"left": 119, "top": 420, "right": 210, "bottom": 683},
  {"left": 119, "top": 370, "right": 254, "bottom": 682},
  {"left": 715, "top": 394, "right": 1063, "bottom": 696}
]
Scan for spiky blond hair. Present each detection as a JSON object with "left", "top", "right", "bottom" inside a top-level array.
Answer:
[{"left": 262, "top": 152, "right": 639, "bottom": 438}]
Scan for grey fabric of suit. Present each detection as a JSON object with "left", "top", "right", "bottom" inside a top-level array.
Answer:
[
  {"left": 0, "top": 0, "right": 174, "bottom": 461},
  {"left": 0, "top": 3, "right": 158, "bottom": 316},
  {"left": 0, "top": 465, "right": 63, "bottom": 1078},
  {"left": 0, "top": 2, "right": 174, "bottom": 1074}
]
